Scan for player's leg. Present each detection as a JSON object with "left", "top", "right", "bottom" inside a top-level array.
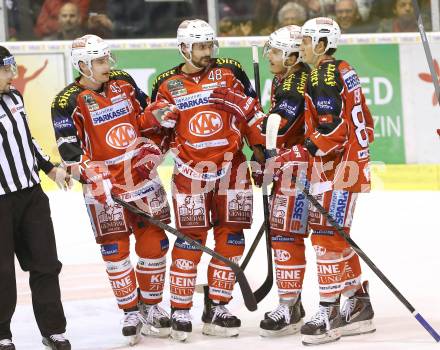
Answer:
[
  {"left": 170, "top": 172, "right": 211, "bottom": 341},
  {"left": 260, "top": 181, "right": 308, "bottom": 337},
  {"left": 201, "top": 225, "right": 244, "bottom": 337},
  {"left": 87, "top": 200, "right": 141, "bottom": 345},
  {"left": 202, "top": 164, "right": 252, "bottom": 337},
  {"left": 337, "top": 194, "right": 375, "bottom": 336},
  {"left": 169, "top": 229, "right": 206, "bottom": 341},
  {"left": 131, "top": 216, "right": 170, "bottom": 338},
  {"left": 301, "top": 190, "right": 374, "bottom": 345}
]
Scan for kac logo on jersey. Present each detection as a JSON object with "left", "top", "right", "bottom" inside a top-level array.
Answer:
[
  {"left": 175, "top": 259, "right": 195, "bottom": 270},
  {"left": 189, "top": 111, "right": 223, "bottom": 137},
  {"left": 274, "top": 249, "right": 291, "bottom": 262},
  {"left": 106, "top": 123, "right": 137, "bottom": 149}
]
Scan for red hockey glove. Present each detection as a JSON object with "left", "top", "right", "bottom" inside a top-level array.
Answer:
[
  {"left": 133, "top": 143, "right": 163, "bottom": 180},
  {"left": 209, "top": 88, "right": 261, "bottom": 124},
  {"left": 146, "top": 100, "right": 179, "bottom": 128},
  {"left": 80, "top": 164, "right": 115, "bottom": 206},
  {"left": 273, "top": 145, "right": 309, "bottom": 182}
]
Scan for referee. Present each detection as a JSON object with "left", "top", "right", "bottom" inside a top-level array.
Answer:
[{"left": 0, "top": 46, "right": 71, "bottom": 350}]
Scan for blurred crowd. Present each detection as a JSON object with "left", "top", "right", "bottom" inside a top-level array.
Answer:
[{"left": 5, "top": 0, "right": 433, "bottom": 41}]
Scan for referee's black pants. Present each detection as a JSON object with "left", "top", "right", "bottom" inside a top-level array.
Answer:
[{"left": 0, "top": 184, "right": 66, "bottom": 340}]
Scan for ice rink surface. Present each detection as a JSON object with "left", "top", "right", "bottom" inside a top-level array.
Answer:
[{"left": 11, "top": 190, "right": 440, "bottom": 349}]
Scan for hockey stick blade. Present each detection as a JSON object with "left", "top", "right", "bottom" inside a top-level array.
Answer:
[
  {"left": 112, "top": 196, "right": 257, "bottom": 312},
  {"left": 292, "top": 177, "right": 440, "bottom": 342}
]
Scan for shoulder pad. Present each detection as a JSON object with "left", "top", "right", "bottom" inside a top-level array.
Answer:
[
  {"left": 215, "top": 57, "right": 244, "bottom": 71},
  {"left": 51, "top": 83, "right": 82, "bottom": 112},
  {"left": 152, "top": 67, "right": 179, "bottom": 90},
  {"left": 109, "top": 69, "right": 137, "bottom": 85},
  {"left": 318, "top": 61, "right": 340, "bottom": 88},
  {"left": 309, "top": 67, "right": 319, "bottom": 88}
]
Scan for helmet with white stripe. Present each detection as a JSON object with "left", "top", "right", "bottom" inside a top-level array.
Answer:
[
  {"left": 71, "top": 34, "right": 115, "bottom": 80},
  {"left": 177, "top": 19, "right": 219, "bottom": 61},
  {"left": 301, "top": 17, "right": 341, "bottom": 53},
  {"left": 263, "top": 25, "right": 303, "bottom": 66}
]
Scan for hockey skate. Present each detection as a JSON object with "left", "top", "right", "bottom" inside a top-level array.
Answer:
[
  {"left": 202, "top": 295, "right": 241, "bottom": 337},
  {"left": 122, "top": 311, "right": 142, "bottom": 346},
  {"left": 260, "top": 298, "right": 305, "bottom": 337},
  {"left": 0, "top": 339, "right": 15, "bottom": 350},
  {"left": 42, "top": 334, "right": 71, "bottom": 350},
  {"left": 339, "top": 281, "right": 376, "bottom": 336},
  {"left": 138, "top": 302, "right": 171, "bottom": 337},
  {"left": 170, "top": 308, "right": 192, "bottom": 341},
  {"left": 301, "top": 302, "right": 343, "bottom": 346}
]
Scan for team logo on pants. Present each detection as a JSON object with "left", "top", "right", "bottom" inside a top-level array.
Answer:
[
  {"left": 227, "top": 190, "right": 252, "bottom": 223},
  {"left": 96, "top": 203, "right": 127, "bottom": 236},
  {"left": 146, "top": 187, "right": 170, "bottom": 220},
  {"left": 176, "top": 194, "right": 207, "bottom": 227},
  {"left": 271, "top": 194, "right": 288, "bottom": 231}
]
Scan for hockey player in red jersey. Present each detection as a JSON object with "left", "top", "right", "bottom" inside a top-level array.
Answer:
[
  {"left": 149, "top": 19, "right": 262, "bottom": 340},
  {"left": 51, "top": 35, "right": 177, "bottom": 345},
  {"left": 206, "top": 26, "right": 311, "bottom": 338},
  {"left": 252, "top": 25, "right": 311, "bottom": 338},
  {"left": 297, "top": 18, "right": 375, "bottom": 345}
]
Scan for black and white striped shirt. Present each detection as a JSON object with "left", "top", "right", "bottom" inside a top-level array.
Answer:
[{"left": 0, "top": 88, "right": 53, "bottom": 195}]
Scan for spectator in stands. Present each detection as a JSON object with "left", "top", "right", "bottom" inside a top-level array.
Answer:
[
  {"left": 377, "top": 0, "right": 418, "bottom": 32},
  {"left": 254, "top": 0, "right": 285, "bottom": 35},
  {"left": 45, "top": 2, "right": 85, "bottom": 40},
  {"left": 34, "top": 0, "right": 88, "bottom": 38},
  {"left": 277, "top": 2, "right": 307, "bottom": 27},
  {"left": 86, "top": 0, "right": 113, "bottom": 38},
  {"left": 306, "top": 0, "right": 336, "bottom": 18},
  {"left": 108, "top": 0, "right": 194, "bottom": 38},
  {"left": 355, "top": 0, "right": 373, "bottom": 22},
  {"left": 335, "top": 0, "right": 375, "bottom": 33}
]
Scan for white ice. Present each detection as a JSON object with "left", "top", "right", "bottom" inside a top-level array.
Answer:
[{"left": 11, "top": 190, "right": 440, "bottom": 349}]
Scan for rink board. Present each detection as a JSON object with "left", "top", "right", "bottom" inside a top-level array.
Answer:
[{"left": 39, "top": 163, "right": 440, "bottom": 192}]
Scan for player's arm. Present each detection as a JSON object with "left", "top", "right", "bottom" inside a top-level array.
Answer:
[
  {"left": 110, "top": 70, "right": 149, "bottom": 109},
  {"left": 362, "top": 93, "right": 374, "bottom": 144},
  {"left": 208, "top": 58, "right": 261, "bottom": 124},
  {"left": 304, "top": 67, "right": 347, "bottom": 157},
  {"left": 267, "top": 84, "right": 305, "bottom": 139}
]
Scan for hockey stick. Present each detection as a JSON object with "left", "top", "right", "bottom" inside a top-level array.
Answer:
[
  {"left": 412, "top": 0, "right": 440, "bottom": 106},
  {"left": 112, "top": 195, "right": 258, "bottom": 312},
  {"left": 411, "top": 0, "right": 440, "bottom": 136},
  {"left": 291, "top": 177, "right": 440, "bottom": 342},
  {"left": 194, "top": 221, "right": 266, "bottom": 293},
  {"left": 252, "top": 45, "right": 275, "bottom": 303}
]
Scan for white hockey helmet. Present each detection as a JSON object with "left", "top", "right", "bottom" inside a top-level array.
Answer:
[
  {"left": 301, "top": 17, "right": 341, "bottom": 54},
  {"left": 71, "top": 34, "right": 114, "bottom": 79},
  {"left": 263, "top": 25, "right": 303, "bottom": 66},
  {"left": 177, "top": 19, "right": 219, "bottom": 60}
]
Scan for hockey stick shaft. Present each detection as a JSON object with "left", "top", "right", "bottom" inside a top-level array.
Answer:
[
  {"left": 252, "top": 45, "right": 274, "bottom": 303},
  {"left": 412, "top": 0, "right": 440, "bottom": 105},
  {"left": 195, "top": 222, "right": 266, "bottom": 293},
  {"left": 112, "top": 196, "right": 257, "bottom": 311},
  {"left": 293, "top": 179, "right": 440, "bottom": 342}
]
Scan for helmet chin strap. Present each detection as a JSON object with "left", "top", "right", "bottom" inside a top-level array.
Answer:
[
  {"left": 79, "top": 61, "right": 99, "bottom": 84},
  {"left": 179, "top": 43, "right": 212, "bottom": 71}
]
